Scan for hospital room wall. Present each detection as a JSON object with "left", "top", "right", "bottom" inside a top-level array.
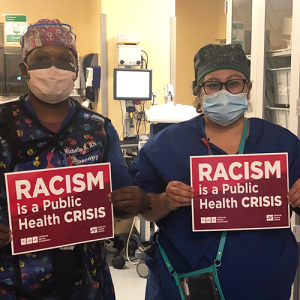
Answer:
[
  {"left": 0, "top": 0, "right": 226, "bottom": 135},
  {"left": 176, "top": 0, "right": 226, "bottom": 107},
  {"left": 100, "top": 0, "right": 175, "bottom": 137},
  {"left": 0, "top": 0, "right": 98, "bottom": 56},
  {"left": 100, "top": 0, "right": 226, "bottom": 135},
  {"left": 0, "top": 0, "right": 175, "bottom": 136}
]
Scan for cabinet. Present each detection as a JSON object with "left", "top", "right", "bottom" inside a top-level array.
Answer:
[
  {"left": 4, "top": 47, "right": 28, "bottom": 96},
  {"left": 226, "top": 0, "right": 300, "bottom": 134},
  {"left": 226, "top": 1, "right": 300, "bottom": 299},
  {"left": 0, "top": 22, "right": 28, "bottom": 96},
  {"left": 0, "top": 23, "right": 4, "bottom": 95}
]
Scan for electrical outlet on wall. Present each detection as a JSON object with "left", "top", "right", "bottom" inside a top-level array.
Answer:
[{"left": 152, "top": 90, "right": 159, "bottom": 105}]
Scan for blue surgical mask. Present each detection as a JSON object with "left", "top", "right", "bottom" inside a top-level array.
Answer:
[{"left": 202, "top": 90, "right": 249, "bottom": 126}]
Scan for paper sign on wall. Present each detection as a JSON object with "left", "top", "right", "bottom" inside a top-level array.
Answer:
[
  {"left": 191, "top": 153, "right": 290, "bottom": 232},
  {"left": 5, "top": 15, "right": 27, "bottom": 43},
  {"left": 5, "top": 163, "right": 113, "bottom": 255}
]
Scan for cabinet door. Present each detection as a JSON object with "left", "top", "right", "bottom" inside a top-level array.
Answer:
[
  {"left": 226, "top": 0, "right": 254, "bottom": 118},
  {"left": 0, "top": 23, "right": 3, "bottom": 46},
  {"left": 264, "top": 0, "right": 292, "bottom": 129},
  {"left": 228, "top": 0, "right": 253, "bottom": 56},
  {"left": 0, "top": 23, "right": 4, "bottom": 95},
  {"left": 252, "top": 0, "right": 300, "bottom": 137},
  {"left": 227, "top": 0, "right": 300, "bottom": 135},
  {"left": 227, "top": 2, "right": 300, "bottom": 299}
]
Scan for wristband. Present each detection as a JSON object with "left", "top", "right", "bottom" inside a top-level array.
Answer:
[{"left": 139, "top": 196, "right": 152, "bottom": 215}]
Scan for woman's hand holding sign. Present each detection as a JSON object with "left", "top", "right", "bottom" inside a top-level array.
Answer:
[
  {"left": 110, "top": 186, "right": 150, "bottom": 219},
  {"left": 137, "top": 181, "right": 194, "bottom": 222},
  {"left": 0, "top": 224, "right": 12, "bottom": 247},
  {"left": 110, "top": 182, "right": 194, "bottom": 222},
  {"left": 164, "top": 181, "right": 194, "bottom": 211}
]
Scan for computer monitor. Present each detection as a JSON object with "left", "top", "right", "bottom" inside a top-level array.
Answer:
[
  {"left": 150, "top": 123, "right": 174, "bottom": 136},
  {"left": 113, "top": 68, "right": 152, "bottom": 101}
]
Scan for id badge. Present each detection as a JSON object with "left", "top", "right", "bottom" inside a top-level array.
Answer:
[{"left": 179, "top": 270, "right": 221, "bottom": 300}]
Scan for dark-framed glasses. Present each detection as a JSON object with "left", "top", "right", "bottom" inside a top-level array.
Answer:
[{"left": 200, "top": 79, "right": 249, "bottom": 95}]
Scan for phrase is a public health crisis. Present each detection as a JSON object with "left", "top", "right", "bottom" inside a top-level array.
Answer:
[
  {"left": 190, "top": 153, "right": 290, "bottom": 231},
  {"left": 5, "top": 163, "right": 113, "bottom": 255}
]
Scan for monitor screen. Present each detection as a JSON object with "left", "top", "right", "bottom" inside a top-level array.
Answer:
[
  {"left": 113, "top": 68, "right": 152, "bottom": 100},
  {"left": 150, "top": 123, "right": 174, "bottom": 136}
]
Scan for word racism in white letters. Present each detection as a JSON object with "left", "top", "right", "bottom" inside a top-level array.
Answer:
[
  {"left": 14, "top": 171, "right": 107, "bottom": 230},
  {"left": 198, "top": 160, "right": 283, "bottom": 209}
]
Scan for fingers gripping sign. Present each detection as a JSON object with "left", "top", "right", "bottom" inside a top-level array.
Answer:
[
  {"left": 164, "top": 181, "right": 194, "bottom": 211},
  {"left": 0, "top": 223, "right": 12, "bottom": 247},
  {"left": 109, "top": 186, "right": 150, "bottom": 215}
]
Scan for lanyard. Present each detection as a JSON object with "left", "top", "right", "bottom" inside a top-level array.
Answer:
[
  {"left": 202, "top": 117, "right": 249, "bottom": 155},
  {"left": 158, "top": 118, "right": 249, "bottom": 275},
  {"left": 157, "top": 230, "right": 227, "bottom": 275},
  {"left": 238, "top": 117, "right": 248, "bottom": 155},
  {"left": 216, "top": 118, "right": 248, "bottom": 263},
  {"left": 156, "top": 118, "right": 249, "bottom": 300}
]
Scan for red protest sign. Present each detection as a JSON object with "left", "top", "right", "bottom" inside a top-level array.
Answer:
[
  {"left": 190, "top": 153, "right": 290, "bottom": 231},
  {"left": 5, "top": 163, "right": 113, "bottom": 255}
]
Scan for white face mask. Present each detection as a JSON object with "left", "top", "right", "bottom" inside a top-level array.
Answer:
[{"left": 26, "top": 65, "right": 76, "bottom": 104}]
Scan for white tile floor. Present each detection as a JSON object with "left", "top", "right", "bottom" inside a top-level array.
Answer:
[{"left": 110, "top": 261, "right": 147, "bottom": 300}]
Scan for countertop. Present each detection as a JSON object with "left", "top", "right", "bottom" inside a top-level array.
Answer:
[{"left": 0, "top": 96, "right": 18, "bottom": 103}]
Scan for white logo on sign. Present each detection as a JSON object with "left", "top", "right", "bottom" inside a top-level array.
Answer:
[
  {"left": 21, "top": 238, "right": 26, "bottom": 245},
  {"left": 201, "top": 217, "right": 206, "bottom": 224},
  {"left": 27, "top": 237, "right": 32, "bottom": 244},
  {"left": 33, "top": 236, "right": 38, "bottom": 243},
  {"left": 266, "top": 215, "right": 274, "bottom": 221},
  {"left": 212, "top": 217, "right": 217, "bottom": 223},
  {"left": 90, "top": 227, "right": 97, "bottom": 234},
  {"left": 206, "top": 217, "right": 212, "bottom": 223}
]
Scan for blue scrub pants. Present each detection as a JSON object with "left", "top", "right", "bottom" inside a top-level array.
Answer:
[{"left": 145, "top": 268, "right": 167, "bottom": 300}]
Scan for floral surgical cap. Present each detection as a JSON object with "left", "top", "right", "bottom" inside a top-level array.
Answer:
[{"left": 20, "top": 18, "right": 77, "bottom": 61}]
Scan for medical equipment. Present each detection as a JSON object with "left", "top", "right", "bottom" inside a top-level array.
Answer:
[
  {"left": 135, "top": 247, "right": 149, "bottom": 278},
  {"left": 113, "top": 68, "right": 152, "bottom": 101},
  {"left": 164, "top": 83, "right": 175, "bottom": 103},
  {"left": 117, "top": 45, "right": 141, "bottom": 66},
  {"left": 106, "top": 220, "right": 142, "bottom": 270},
  {"left": 116, "top": 33, "right": 141, "bottom": 66},
  {"left": 146, "top": 103, "right": 198, "bottom": 123},
  {"left": 73, "top": 53, "right": 100, "bottom": 103},
  {"left": 116, "top": 33, "right": 140, "bottom": 45},
  {"left": 86, "top": 67, "right": 93, "bottom": 88}
]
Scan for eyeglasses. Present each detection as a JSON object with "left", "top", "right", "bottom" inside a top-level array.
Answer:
[{"left": 200, "top": 79, "right": 249, "bottom": 95}]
